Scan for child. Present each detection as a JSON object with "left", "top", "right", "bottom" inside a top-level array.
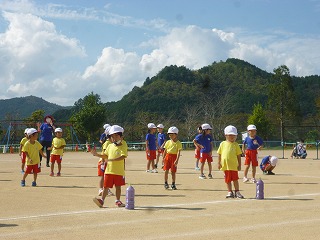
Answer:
[
  {"left": 21, "top": 128, "right": 46, "bottom": 187},
  {"left": 155, "top": 124, "right": 166, "bottom": 169},
  {"left": 193, "top": 126, "right": 202, "bottom": 171},
  {"left": 260, "top": 155, "right": 278, "bottom": 175},
  {"left": 19, "top": 128, "right": 29, "bottom": 173},
  {"left": 145, "top": 123, "right": 158, "bottom": 173},
  {"left": 162, "top": 126, "right": 182, "bottom": 190},
  {"left": 97, "top": 126, "right": 114, "bottom": 196},
  {"left": 242, "top": 124, "right": 264, "bottom": 183},
  {"left": 49, "top": 128, "right": 66, "bottom": 176},
  {"left": 193, "top": 123, "right": 213, "bottom": 179},
  {"left": 217, "top": 125, "right": 244, "bottom": 199},
  {"left": 99, "top": 123, "right": 110, "bottom": 144},
  {"left": 92, "top": 125, "right": 128, "bottom": 208}
]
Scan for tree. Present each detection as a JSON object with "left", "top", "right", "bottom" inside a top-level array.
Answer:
[
  {"left": 24, "top": 110, "right": 45, "bottom": 126},
  {"left": 247, "top": 103, "right": 271, "bottom": 139},
  {"left": 71, "top": 92, "right": 107, "bottom": 142},
  {"left": 268, "top": 65, "right": 300, "bottom": 142}
]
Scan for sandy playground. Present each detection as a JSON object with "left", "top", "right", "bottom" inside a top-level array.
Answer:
[{"left": 0, "top": 149, "right": 320, "bottom": 239}]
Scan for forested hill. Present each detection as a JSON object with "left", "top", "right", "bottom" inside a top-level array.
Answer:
[
  {"left": 1, "top": 59, "right": 319, "bottom": 125},
  {"left": 105, "top": 58, "right": 320, "bottom": 123},
  {"left": 0, "top": 96, "right": 66, "bottom": 120}
]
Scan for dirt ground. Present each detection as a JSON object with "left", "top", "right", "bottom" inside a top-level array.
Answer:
[{"left": 0, "top": 149, "right": 320, "bottom": 239}]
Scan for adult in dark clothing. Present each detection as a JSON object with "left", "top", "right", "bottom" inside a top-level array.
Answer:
[{"left": 38, "top": 115, "right": 55, "bottom": 167}]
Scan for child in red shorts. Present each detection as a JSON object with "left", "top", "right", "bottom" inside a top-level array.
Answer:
[
  {"left": 242, "top": 125, "right": 264, "bottom": 183},
  {"left": 145, "top": 123, "right": 158, "bottom": 173},
  {"left": 49, "top": 128, "right": 66, "bottom": 176},
  {"left": 193, "top": 126, "right": 202, "bottom": 171},
  {"left": 21, "top": 128, "right": 46, "bottom": 187},
  {"left": 19, "top": 128, "right": 29, "bottom": 173},
  {"left": 92, "top": 125, "right": 128, "bottom": 208},
  {"left": 162, "top": 126, "right": 182, "bottom": 190},
  {"left": 217, "top": 125, "right": 244, "bottom": 199}
]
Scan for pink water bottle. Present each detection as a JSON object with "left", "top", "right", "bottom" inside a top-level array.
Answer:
[
  {"left": 256, "top": 178, "right": 264, "bottom": 199},
  {"left": 125, "top": 185, "right": 135, "bottom": 210}
]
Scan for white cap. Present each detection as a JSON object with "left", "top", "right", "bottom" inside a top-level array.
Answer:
[
  {"left": 109, "top": 125, "right": 124, "bottom": 135},
  {"left": 103, "top": 124, "right": 110, "bottom": 129},
  {"left": 270, "top": 156, "right": 278, "bottom": 166},
  {"left": 168, "top": 126, "right": 179, "bottom": 134},
  {"left": 55, "top": 128, "right": 63, "bottom": 133},
  {"left": 247, "top": 124, "right": 257, "bottom": 131},
  {"left": 24, "top": 128, "right": 29, "bottom": 134},
  {"left": 201, "top": 123, "right": 212, "bottom": 130},
  {"left": 104, "top": 126, "right": 111, "bottom": 135},
  {"left": 147, "top": 123, "right": 157, "bottom": 129},
  {"left": 157, "top": 124, "right": 164, "bottom": 128},
  {"left": 27, "top": 128, "right": 38, "bottom": 136},
  {"left": 224, "top": 125, "right": 238, "bottom": 135}
]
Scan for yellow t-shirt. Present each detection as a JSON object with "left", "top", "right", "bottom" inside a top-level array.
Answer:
[
  {"left": 164, "top": 139, "right": 182, "bottom": 154},
  {"left": 23, "top": 140, "right": 43, "bottom": 165},
  {"left": 20, "top": 137, "right": 28, "bottom": 152},
  {"left": 102, "top": 139, "right": 112, "bottom": 154},
  {"left": 217, "top": 141, "right": 242, "bottom": 171},
  {"left": 51, "top": 137, "right": 66, "bottom": 156},
  {"left": 105, "top": 140, "right": 128, "bottom": 176}
]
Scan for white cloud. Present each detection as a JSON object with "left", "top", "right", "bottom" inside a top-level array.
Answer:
[
  {"left": 0, "top": 1, "right": 319, "bottom": 107},
  {"left": 0, "top": 11, "right": 85, "bottom": 102}
]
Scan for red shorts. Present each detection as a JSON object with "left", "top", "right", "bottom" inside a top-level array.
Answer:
[
  {"left": 163, "top": 154, "right": 178, "bottom": 172},
  {"left": 25, "top": 164, "right": 41, "bottom": 174},
  {"left": 98, "top": 162, "right": 105, "bottom": 176},
  {"left": 21, "top": 152, "right": 27, "bottom": 163},
  {"left": 244, "top": 149, "right": 258, "bottom": 166},
  {"left": 146, "top": 150, "right": 156, "bottom": 160},
  {"left": 224, "top": 170, "right": 239, "bottom": 184},
  {"left": 194, "top": 148, "right": 200, "bottom": 159},
  {"left": 103, "top": 174, "right": 125, "bottom": 188},
  {"left": 200, "top": 152, "right": 213, "bottom": 163},
  {"left": 50, "top": 154, "right": 62, "bottom": 164}
]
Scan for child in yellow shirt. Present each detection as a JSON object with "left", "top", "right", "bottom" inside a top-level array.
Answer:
[
  {"left": 19, "top": 128, "right": 29, "bottom": 173},
  {"left": 49, "top": 128, "right": 66, "bottom": 176},
  {"left": 162, "top": 126, "right": 182, "bottom": 190},
  {"left": 21, "top": 128, "right": 46, "bottom": 187}
]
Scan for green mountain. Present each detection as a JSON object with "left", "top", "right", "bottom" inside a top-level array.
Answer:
[
  {"left": 1, "top": 59, "right": 319, "bottom": 130},
  {"left": 106, "top": 58, "right": 320, "bottom": 123},
  {"left": 0, "top": 95, "right": 68, "bottom": 120}
]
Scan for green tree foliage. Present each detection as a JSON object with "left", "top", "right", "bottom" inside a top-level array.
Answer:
[
  {"left": 268, "top": 65, "right": 301, "bottom": 124},
  {"left": 24, "top": 109, "right": 45, "bottom": 126},
  {"left": 70, "top": 92, "right": 107, "bottom": 142},
  {"left": 247, "top": 103, "right": 271, "bottom": 139}
]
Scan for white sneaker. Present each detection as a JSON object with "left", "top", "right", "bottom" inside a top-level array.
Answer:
[
  {"left": 146, "top": 170, "right": 151, "bottom": 172},
  {"left": 250, "top": 178, "right": 257, "bottom": 183},
  {"left": 235, "top": 191, "right": 244, "bottom": 199},
  {"left": 152, "top": 169, "right": 158, "bottom": 173},
  {"left": 243, "top": 177, "right": 249, "bottom": 183},
  {"left": 195, "top": 167, "right": 200, "bottom": 171}
]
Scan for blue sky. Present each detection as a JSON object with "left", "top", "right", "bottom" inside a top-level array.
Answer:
[{"left": 0, "top": 0, "right": 319, "bottom": 106}]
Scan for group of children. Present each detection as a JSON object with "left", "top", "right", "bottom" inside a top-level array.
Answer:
[
  {"left": 19, "top": 126, "right": 66, "bottom": 187},
  {"left": 18, "top": 121, "right": 279, "bottom": 207}
]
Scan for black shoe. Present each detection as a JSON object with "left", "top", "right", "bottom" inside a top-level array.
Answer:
[
  {"left": 46, "top": 164, "right": 50, "bottom": 167},
  {"left": 171, "top": 184, "right": 177, "bottom": 190},
  {"left": 164, "top": 183, "right": 169, "bottom": 189},
  {"left": 154, "top": 164, "right": 158, "bottom": 169},
  {"left": 263, "top": 170, "right": 268, "bottom": 175},
  {"left": 267, "top": 171, "right": 275, "bottom": 175}
]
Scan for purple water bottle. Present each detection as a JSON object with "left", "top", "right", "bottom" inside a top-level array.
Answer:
[
  {"left": 126, "top": 185, "right": 135, "bottom": 209},
  {"left": 256, "top": 178, "right": 264, "bottom": 199}
]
